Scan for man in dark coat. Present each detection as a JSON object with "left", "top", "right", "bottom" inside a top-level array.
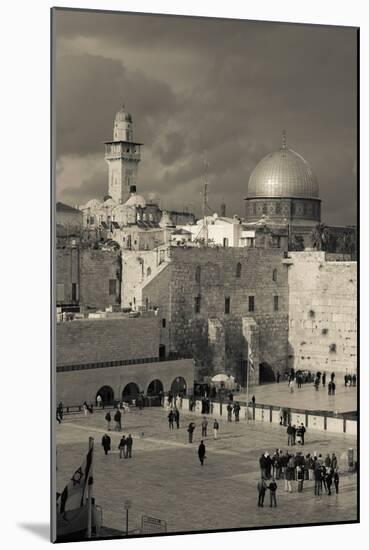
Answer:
[
  {"left": 227, "top": 403, "right": 232, "bottom": 421},
  {"left": 126, "top": 434, "right": 133, "bottom": 458},
  {"left": 114, "top": 409, "right": 122, "bottom": 431},
  {"left": 268, "top": 478, "right": 278, "bottom": 507},
  {"left": 257, "top": 479, "right": 267, "bottom": 507},
  {"left": 174, "top": 408, "right": 180, "bottom": 429},
  {"left": 188, "top": 422, "right": 195, "bottom": 443},
  {"left": 118, "top": 435, "right": 127, "bottom": 459},
  {"left": 168, "top": 410, "right": 174, "bottom": 429},
  {"left": 198, "top": 440, "right": 206, "bottom": 465},
  {"left": 101, "top": 433, "right": 111, "bottom": 455},
  {"left": 299, "top": 423, "right": 306, "bottom": 445},
  {"left": 287, "top": 423, "right": 293, "bottom": 446}
]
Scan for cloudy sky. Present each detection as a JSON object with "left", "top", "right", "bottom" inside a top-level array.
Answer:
[{"left": 53, "top": 9, "right": 357, "bottom": 225}]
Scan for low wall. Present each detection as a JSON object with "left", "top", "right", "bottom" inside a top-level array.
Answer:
[
  {"left": 56, "top": 358, "right": 194, "bottom": 405},
  {"left": 181, "top": 398, "right": 356, "bottom": 437}
]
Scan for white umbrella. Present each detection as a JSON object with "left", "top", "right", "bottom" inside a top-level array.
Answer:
[{"left": 211, "top": 373, "right": 229, "bottom": 383}]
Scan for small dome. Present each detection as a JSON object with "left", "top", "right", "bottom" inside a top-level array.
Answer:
[
  {"left": 102, "top": 198, "right": 116, "bottom": 207},
  {"left": 124, "top": 194, "right": 146, "bottom": 208},
  {"left": 247, "top": 147, "right": 319, "bottom": 199},
  {"left": 81, "top": 198, "right": 102, "bottom": 210},
  {"left": 115, "top": 106, "right": 132, "bottom": 123}
]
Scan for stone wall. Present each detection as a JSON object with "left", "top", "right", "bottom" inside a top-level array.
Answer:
[
  {"left": 287, "top": 252, "right": 357, "bottom": 376},
  {"left": 56, "top": 359, "right": 195, "bottom": 405},
  {"left": 56, "top": 317, "right": 160, "bottom": 366},
  {"left": 79, "top": 249, "right": 121, "bottom": 309},
  {"left": 137, "top": 247, "right": 289, "bottom": 380},
  {"left": 56, "top": 248, "right": 80, "bottom": 304}
]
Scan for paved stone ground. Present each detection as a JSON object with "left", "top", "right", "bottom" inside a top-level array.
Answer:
[
  {"left": 233, "top": 381, "right": 357, "bottom": 413},
  {"left": 56, "top": 406, "right": 357, "bottom": 537}
]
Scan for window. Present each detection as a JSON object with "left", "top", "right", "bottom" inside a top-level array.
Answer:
[
  {"left": 147, "top": 267, "right": 152, "bottom": 277},
  {"left": 274, "top": 296, "right": 279, "bottom": 311},
  {"left": 162, "top": 318, "right": 166, "bottom": 328},
  {"left": 236, "top": 262, "right": 242, "bottom": 278},
  {"left": 195, "top": 265, "right": 201, "bottom": 284},
  {"left": 225, "top": 297, "right": 231, "bottom": 314},
  {"left": 195, "top": 295, "right": 201, "bottom": 313},
  {"left": 248, "top": 296, "right": 255, "bottom": 312},
  {"left": 109, "top": 279, "right": 117, "bottom": 296},
  {"left": 223, "top": 237, "right": 229, "bottom": 247},
  {"left": 272, "top": 268, "right": 278, "bottom": 282},
  {"left": 89, "top": 215, "right": 95, "bottom": 225},
  {"left": 56, "top": 283, "right": 65, "bottom": 302},
  {"left": 272, "top": 236, "right": 281, "bottom": 248}
]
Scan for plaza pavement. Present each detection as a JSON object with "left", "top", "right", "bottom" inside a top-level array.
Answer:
[
  {"left": 56, "top": 405, "right": 357, "bottom": 537},
  {"left": 234, "top": 381, "right": 357, "bottom": 413}
]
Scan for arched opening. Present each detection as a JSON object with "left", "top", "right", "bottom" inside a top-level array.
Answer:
[
  {"left": 171, "top": 376, "right": 187, "bottom": 396},
  {"left": 259, "top": 362, "right": 276, "bottom": 384},
  {"left": 122, "top": 382, "right": 140, "bottom": 403},
  {"left": 96, "top": 386, "right": 114, "bottom": 405},
  {"left": 236, "top": 262, "right": 242, "bottom": 278},
  {"left": 146, "top": 266, "right": 152, "bottom": 277},
  {"left": 147, "top": 379, "right": 164, "bottom": 396},
  {"left": 272, "top": 268, "right": 278, "bottom": 282}
]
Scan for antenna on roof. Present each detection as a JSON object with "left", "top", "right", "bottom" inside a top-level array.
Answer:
[{"left": 282, "top": 129, "right": 287, "bottom": 150}]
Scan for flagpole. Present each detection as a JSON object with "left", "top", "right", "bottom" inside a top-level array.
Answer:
[
  {"left": 246, "top": 356, "right": 249, "bottom": 424},
  {"left": 87, "top": 437, "right": 94, "bottom": 539}
]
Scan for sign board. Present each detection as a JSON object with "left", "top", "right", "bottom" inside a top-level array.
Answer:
[{"left": 141, "top": 515, "right": 167, "bottom": 534}]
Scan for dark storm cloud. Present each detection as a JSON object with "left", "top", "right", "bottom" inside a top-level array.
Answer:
[{"left": 54, "top": 9, "right": 357, "bottom": 225}]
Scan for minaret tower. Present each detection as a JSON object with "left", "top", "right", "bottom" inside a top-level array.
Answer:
[{"left": 104, "top": 105, "right": 143, "bottom": 204}]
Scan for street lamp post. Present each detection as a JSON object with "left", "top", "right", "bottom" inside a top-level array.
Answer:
[{"left": 124, "top": 499, "right": 132, "bottom": 536}]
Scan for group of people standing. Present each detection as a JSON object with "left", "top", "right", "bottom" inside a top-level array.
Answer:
[
  {"left": 100, "top": 433, "right": 134, "bottom": 459},
  {"left": 257, "top": 449, "right": 340, "bottom": 507}
]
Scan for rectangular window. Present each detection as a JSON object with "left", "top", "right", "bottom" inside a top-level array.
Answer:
[
  {"left": 162, "top": 318, "right": 166, "bottom": 328},
  {"left": 195, "top": 295, "right": 201, "bottom": 314},
  {"left": 274, "top": 295, "right": 279, "bottom": 312},
  {"left": 248, "top": 295, "right": 255, "bottom": 312},
  {"left": 56, "top": 283, "right": 65, "bottom": 302},
  {"left": 225, "top": 297, "right": 230, "bottom": 314},
  {"left": 109, "top": 279, "right": 117, "bottom": 296}
]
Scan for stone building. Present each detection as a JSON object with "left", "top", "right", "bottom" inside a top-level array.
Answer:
[
  {"left": 56, "top": 201, "right": 83, "bottom": 229},
  {"left": 56, "top": 314, "right": 194, "bottom": 405},
  {"left": 122, "top": 246, "right": 290, "bottom": 384},
  {"left": 244, "top": 132, "right": 356, "bottom": 252},
  {"left": 56, "top": 245, "right": 121, "bottom": 311}
]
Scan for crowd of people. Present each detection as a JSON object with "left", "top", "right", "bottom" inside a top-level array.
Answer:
[{"left": 257, "top": 449, "right": 340, "bottom": 507}]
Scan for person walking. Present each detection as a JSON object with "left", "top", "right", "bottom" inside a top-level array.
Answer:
[
  {"left": 322, "top": 372, "right": 326, "bottom": 388},
  {"left": 314, "top": 464, "right": 322, "bottom": 495},
  {"left": 114, "top": 409, "right": 122, "bottom": 431},
  {"left": 187, "top": 422, "right": 195, "bottom": 443},
  {"left": 174, "top": 408, "right": 180, "bottom": 429},
  {"left": 101, "top": 433, "right": 111, "bottom": 456},
  {"left": 299, "top": 423, "right": 306, "bottom": 445},
  {"left": 126, "top": 434, "right": 133, "bottom": 458},
  {"left": 268, "top": 478, "right": 278, "bottom": 507},
  {"left": 276, "top": 371, "right": 280, "bottom": 383},
  {"left": 325, "top": 454, "right": 332, "bottom": 468},
  {"left": 234, "top": 402, "right": 240, "bottom": 422},
  {"left": 291, "top": 425, "right": 297, "bottom": 446},
  {"left": 257, "top": 478, "right": 267, "bottom": 507},
  {"left": 285, "top": 455, "right": 294, "bottom": 493},
  {"left": 105, "top": 411, "right": 111, "bottom": 431},
  {"left": 259, "top": 452, "right": 268, "bottom": 480},
  {"left": 227, "top": 403, "right": 232, "bottom": 422},
  {"left": 213, "top": 419, "right": 219, "bottom": 440},
  {"left": 201, "top": 417, "right": 208, "bottom": 437},
  {"left": 331, "top": 453, "right": 338, "bottom": 470},
  {"left": 297, "top": 465, "right": 304, "bottom": 492},
  {"left": 168, "top": 410, "right": 174, "bottom": 429},
  {"left": 198, "top": 440, "right": 206, "bottom": 465},
  {"left": 325, "top": 468, "right": 333, "bottom": 495},
  {"left": 287, "top": 423, "right": 293, "bottom": 446},
  {"left": 118, "top": 435, "right": 127, "bottom": 459},
  {"left": 96, "top": 394, "right": 102, "bottom": 408},
  {"left": 333, "top": 469, "right": 340, "bottom": 494},
  {"left": 289, "top": 379, "right": 295, "bottom": 393}
]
